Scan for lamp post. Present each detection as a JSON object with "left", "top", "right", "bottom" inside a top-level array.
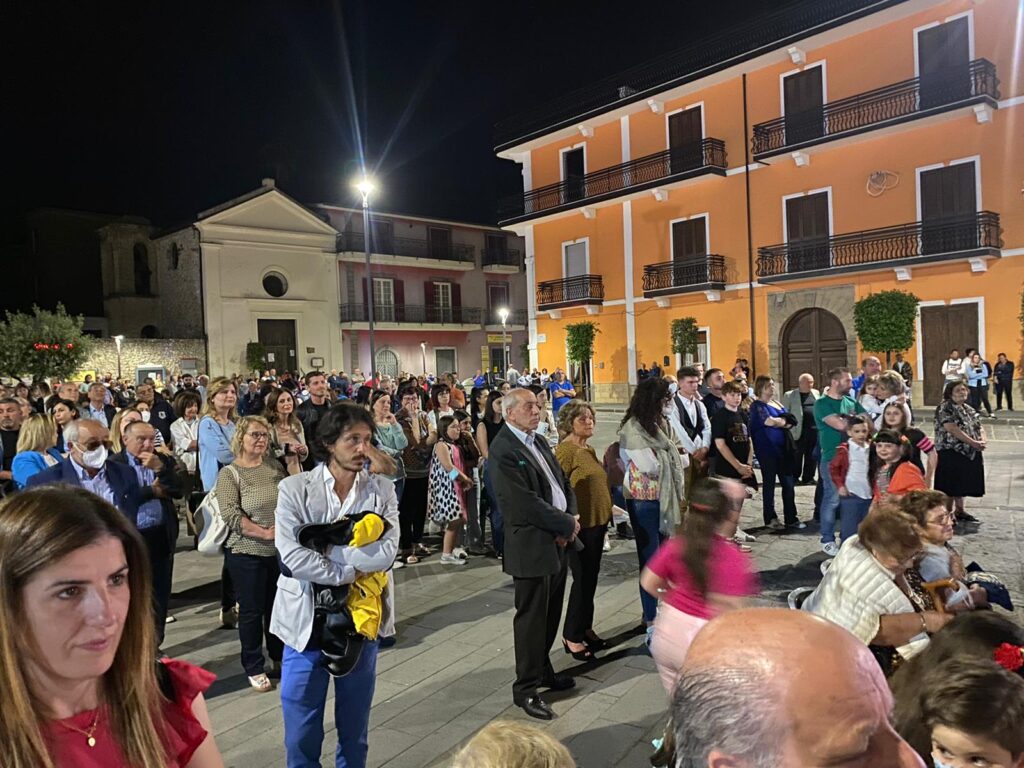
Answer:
[
  {"left": 113, "top": 335, "right": 124, "bottom": 381},
  {"left": 420, "top": 341, "right": 427, "bottom": 376},
  {"left": 498, "top": 307, "right": 510, "bottom": 380},
  {"left": 355, "top": 177, "right": 377, "bottom": 381}
]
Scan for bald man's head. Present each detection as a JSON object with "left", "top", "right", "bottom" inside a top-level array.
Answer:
[{"left": 673, "top": 609, "right": 924, "bottom": 768}]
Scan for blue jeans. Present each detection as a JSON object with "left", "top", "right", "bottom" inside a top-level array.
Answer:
[
  {"left": 758, "top": 451, "right": 798, "bottom": 525},
  {"left": 281, "top": 642, "right": 379, "bottom": 768},
  {"left": 819, "top": 458, "right": 840, "bottom": 544},
  {"left": 839, "top": 496, "right": 872, "bottom": 543},
  {"left": 627, "top": 499, "right": 664, "bottom": 623},
  {"left": 484, "top": 459, "right": 504, "bottom": 555}
]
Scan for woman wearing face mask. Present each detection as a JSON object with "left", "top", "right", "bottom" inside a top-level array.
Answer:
[{"left": 933, "top": 381, "right": 986, "bottom": 524}]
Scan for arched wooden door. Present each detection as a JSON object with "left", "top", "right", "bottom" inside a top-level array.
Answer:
[{"left": 781, "top": 308, "right": 848, "bottom": 391}]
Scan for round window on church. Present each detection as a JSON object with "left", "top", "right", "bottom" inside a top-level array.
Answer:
[{"left": 262, "top": 271, "right": 288, "bottom": 298}]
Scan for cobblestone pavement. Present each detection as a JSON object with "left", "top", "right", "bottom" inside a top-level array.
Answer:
[{"left": 164, "top": 413, "right": 1023, "bottom": 767}]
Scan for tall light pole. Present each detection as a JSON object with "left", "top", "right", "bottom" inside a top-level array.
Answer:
[
  {"left": 355, "top": 177, "right": 377, "bottom": 380},
  {"left": 420, "top": 341, "right": 427, "bottom": 376},
  {"left": 499, "top": 307, "right": 510, "bottom": 379},
  {"left": 113, "top": 335, "right": 124, "bottom": 381}
]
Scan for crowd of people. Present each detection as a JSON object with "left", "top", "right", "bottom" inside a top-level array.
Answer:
[{"left": 0, "top": 348, "right": 1018, "bottom": 768}]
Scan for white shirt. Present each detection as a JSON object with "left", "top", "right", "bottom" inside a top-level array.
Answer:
[
  {"left": 505, "top": 422, "right": 567, "bottom": 512},
  {"left": 942, "top": 358, "right": 963, "bottom": 381},
  {"left": 322, "top": 465, "right": 397, "bottom": 574},
  {"left": 672, "top": 395, "right": 711, "bottom": 454},
  {"left": 844, "top": 441, "right": 872, "bottom": 499},
  {"left": 70, "top": 458, "right": 116, "bottom": 506}
]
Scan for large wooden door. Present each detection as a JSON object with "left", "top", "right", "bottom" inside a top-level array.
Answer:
[
  {"left": 781, "top": 308, "right": 848, "bottom": 391},
  {"left": 920, "top": 162, "right": 977, "bottom": 253},
  {"left": 918, "top": 17, "right": 970, "bottom": 108},
  {"left": 562, "top": 147, "right": 585, "bottom": 204},
  {"left": 257, "top": 319, "right": 296, "bottom": 372},
  {"left": 668, "top": 105, "right": 703, "bottom": 173},
  {"left": 783, "top": 66, "right": 824, "bottom": 145},
  {"left": 920, "top": 303, "right": 978, "bottom": 405},
  {"left": 786, "top": 192, "right": 831, "bottom": 271}
]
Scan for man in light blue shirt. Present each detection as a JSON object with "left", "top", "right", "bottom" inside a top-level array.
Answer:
[
  {"left": 80, "top": 383, "right": 116, "bottom": 428},
  {"left": 547, "top": 370, "right": 577, "bottom": 416}
]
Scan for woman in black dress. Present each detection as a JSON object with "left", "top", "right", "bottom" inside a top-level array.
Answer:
[{"left": 933, "top": 381, "right": 986, "bottom": 523}]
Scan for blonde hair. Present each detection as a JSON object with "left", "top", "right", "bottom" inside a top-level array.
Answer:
[
  {"left": 15, "top": 414, "right": 57, "bottom": 454},
  {"left": 108, "top": 408, "right": 141, "bottom": 453},
  {"left": 451, "top": 720, "right": 575, "bottom": 768},
  {"left": 200, "top": 376, "right": 238, "bottom": 422},
  {"left": 231, "top": 415, "right": 272, "bottom": 457},
  {"left": 0, "top": 487, "right": 169, "bottom": 768},
  {"left": 876, "top": 371, "right": 905, "bottom": 397}
]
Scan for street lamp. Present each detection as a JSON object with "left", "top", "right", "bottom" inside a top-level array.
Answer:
[
  {"left": 420, "top": 341, "right": 427, "bottom": 376},
  {"left": 112, "top": 335, "right": 124, "bottom": 381},
  {"left": 498, "top": 307, "right": 510, "bottom": 379},
  {"left": 354, "top": 176, "right": 377, "bottom": 380}
]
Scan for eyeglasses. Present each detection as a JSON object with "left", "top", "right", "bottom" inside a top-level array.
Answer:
[
  {"left": 79, "top": 440, "right": 113, "bottom": 451},
  {"left": 246, "top": 431, "right": 270, "bottom": 440},
  {"left": 927, "top": 513, "right": 954, "bottom": 526}
]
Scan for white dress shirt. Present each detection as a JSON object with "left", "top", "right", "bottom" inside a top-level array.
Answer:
[
  {"left": 505, "top": 422, "right": 567, "bottom": 512},
  {"left": 672, "top": 395, "right": 711, "bottom": 454}
]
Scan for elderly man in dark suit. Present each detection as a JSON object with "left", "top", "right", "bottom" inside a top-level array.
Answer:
[{"left": 488, "top": 387, "right": 580, "bottom": 720}]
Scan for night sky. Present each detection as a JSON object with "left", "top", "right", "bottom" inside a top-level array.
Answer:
[{"left": 5, "top": 1, "right": 772, "bottom": 232}]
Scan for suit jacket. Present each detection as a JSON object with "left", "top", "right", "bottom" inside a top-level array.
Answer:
[
  {"left": 783, "top": 387, "right": 821, "bottom": 441},
  {"left": 488, "top": 424, "right": 577, "bottom": 579},
  {"left": 78, "top": 403, "right": 118, "bottom": 427},
  {"left": 111, "top": 449, "right": 184, "bottom": 546},
  {"left": 26, "top": 458, "right": 144, "bottom": 528}
]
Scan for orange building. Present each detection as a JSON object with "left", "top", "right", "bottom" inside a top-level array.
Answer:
[{"left": 495, "top": 0, "right": 1022, "bottom": 405}]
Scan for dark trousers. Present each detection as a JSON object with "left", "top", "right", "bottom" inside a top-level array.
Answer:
[
  {"left": 221, "top": 561, "right": 236, "bottom": 610},
  {"left": 512, "top": 549, "right": 568, "bottom": 704},
  {"left": 839, "top": 496, "right": 872, "bottom": 543},
  {"left": 398, "top": 476, "right": 427, "bottom": 550},
  {"left": 969, "top": 385, "right": 993, "bottom": 416},
  {"left": 484, "top": 459, "right": 504, "bottom": 555},
  {"left": 139, "top": 525, "right": 173, "bottom": 645},
  {"left": 758, "top": 451, "right": 798, "bottom": 526},
  {"left": 995, "top": 380, "right": 1014, "bottom": 410},
  {"left": 224, "top": 549, "right": 284, "bottom": 675},
  {"left": 563, "top": 525, "right": 606, "bottom": 643},
  {"left": 795, "top": 426, "right": 818, "bottom": 483},
  {"left": 627, "top": 499, "right": 664, "bottom": 623}
]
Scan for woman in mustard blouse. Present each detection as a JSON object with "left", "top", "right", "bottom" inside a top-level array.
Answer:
[{"left": 555, "top": 400, "right": 613, "bottom": 661}]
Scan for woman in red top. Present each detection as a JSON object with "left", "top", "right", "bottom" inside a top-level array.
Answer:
[
  {"left": 640, "top": 478, "right": 759, "bottom": 695},
  {"left": 0, "top": 486, "right": 223, "bottom": 768},
  {"left": 870, "top": 430, "right": 926, "bottom": 503}
]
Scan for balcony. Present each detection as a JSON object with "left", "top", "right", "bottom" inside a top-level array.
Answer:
[
  {"left": 752, "top": 60, "right": 999, "bottom": 160},
  {"left": 337, "top": 231, "right": 475, "bottom": 269},
  {"left": 484, "top": 308, "right": 528, "bottom": 329},
  {"left": 537, "top": 275, "right": 605, "bottom": 314},
  {"left": 339, "top": 304, "right": 484, "bottom": 328},
  {"left": 756, "top": 212, "right": 1002, "bottom": 283},
  {"left": 642, "top": 255, "right": 727, "bottom": 299},
  {"left": 481, "top": 247, "right": 522, "bottom": 272},
  {"left": 499, "top": 140, "right": 727, "bottom": 226}
]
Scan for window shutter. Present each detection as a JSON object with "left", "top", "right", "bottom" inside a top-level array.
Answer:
[
  {"left": 451, "top": 283, "right": 462, "bottom": 323},
  {"left": 424, "top": 281, "right": 436, "bottom": 306},
  {"left": 361, "top": 278, "right": 368, "bottom": 322},
  {"left": 394, "top": 280, "right": 405, "bottom": 322}
]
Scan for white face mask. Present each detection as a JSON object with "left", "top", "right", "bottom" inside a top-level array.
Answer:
[
  {"left": 140, "top": 410, "right": 151, "bottom": 422},
  {"left": 78, "top": 444, "right": 108, "bottom": 469},
  {"left": 668, "top": 382, "right": 679, "bottom": 395}
]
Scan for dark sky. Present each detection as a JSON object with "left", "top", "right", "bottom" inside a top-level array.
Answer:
[{"left": 5, "top": 1, "right": 771, "bottom": 231}]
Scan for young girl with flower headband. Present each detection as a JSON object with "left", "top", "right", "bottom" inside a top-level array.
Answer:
[
  {"left": 869, "top": 429, "right": 926, "bottom": 502},
  {"left": 919, "top": 656, "right": 1024, "bottom": 768},
  {"left": 639, "top": 478, "right": 759, "bottom": 695}
]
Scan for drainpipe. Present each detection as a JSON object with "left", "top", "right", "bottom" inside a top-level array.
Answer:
[
  {"left": 193, "top": 225, "right": 211, "bottom": 375},
  {"left": 742, "top": 73, "right": 758, "bottom": 380}
]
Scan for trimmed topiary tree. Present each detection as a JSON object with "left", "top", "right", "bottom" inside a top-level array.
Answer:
[
  {"left": 565, "top": 321, "right": 599, "bottom": 398},
  {"left": 0, "top": 304, "right": 93, "bottom": 383},
  {"left": 670, "top": 317, "right": 700, "bottom": 361},
  {"left": 853, "top": 290, "right": 920, "bottom": 367},
  {"left": 245, "top": 341, "right": 267, "bottom": 374}
]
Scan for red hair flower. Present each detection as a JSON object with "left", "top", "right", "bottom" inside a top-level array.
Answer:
[{"left": 994, "top": 643, "right": 1024, "bottom": 672}]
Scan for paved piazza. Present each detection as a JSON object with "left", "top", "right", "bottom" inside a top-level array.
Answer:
[{"left": 164, "top": 410, "right": 1024, "bottom": 767}]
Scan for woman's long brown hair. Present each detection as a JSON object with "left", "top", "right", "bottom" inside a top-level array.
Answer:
[
  {"left": 0, "top": 487, "right": 171, "bottom": 768},
  {"left": 678, "top": 480, "right": 732, "bottom": 597}
]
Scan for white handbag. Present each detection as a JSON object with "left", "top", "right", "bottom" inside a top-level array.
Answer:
[{"left": 193, "top": 465, "right": 239, "bottom": 556}]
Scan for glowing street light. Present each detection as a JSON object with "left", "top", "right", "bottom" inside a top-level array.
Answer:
[
  {"left": 353, "top": 176, "right": 377, "bottom": 378},
  {"left": 498, "top": 308, "right": 510, "bottom": 378}
]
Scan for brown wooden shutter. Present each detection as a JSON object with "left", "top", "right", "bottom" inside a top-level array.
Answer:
[{"left": 394, "top": 279, "right": 405, "bottom": 322}]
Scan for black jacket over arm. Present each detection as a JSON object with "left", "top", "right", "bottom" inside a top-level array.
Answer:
[{"left": 488, "top": 424, "right": 577, "bottom": 578}]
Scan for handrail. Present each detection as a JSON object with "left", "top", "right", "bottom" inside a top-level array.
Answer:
[
  {"left": 338, "top": 231, "right": 475, "bottom": 263},
  {"left": 752, "top": 59, "right": 998, "bottom": 155},
  {"left": 481, "top": 248, "right": 522, "bottom": 267},
  {"left": 339, "top": 304, "right": 484, "bottom": 324},
  {"left": 537, "top": 275, "right": 605, "bottom": 307},
  {"left": 642, "top": 255, "right": 727, "bottom": 292}
]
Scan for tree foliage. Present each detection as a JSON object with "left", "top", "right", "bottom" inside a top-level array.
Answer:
[
  {"left": 565, "top": 322, "right": 599, "bottom": 364},
  {"left": 853, "top": 290, "right": 920, "bottom": 366},
  {"left": 245, "top": 341, "right": 267, "bottom": 373},
  {"left": 670, "top": 317, "right": 700, "bottom": 358},
  {"left": 0, "top": 304, "right": 93, "bottom": 383}
]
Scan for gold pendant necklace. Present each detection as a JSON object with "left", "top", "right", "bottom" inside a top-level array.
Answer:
[{"left": 60, "top": 711, "right": 100, "bottom": 748}]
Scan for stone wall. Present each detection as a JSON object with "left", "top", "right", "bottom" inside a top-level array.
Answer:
[
  {"left": 766, "top": 284, "right": 858, "bottom": 384},
  {"left": 80, "top": 337, "right": 208, "bottom": 381}
]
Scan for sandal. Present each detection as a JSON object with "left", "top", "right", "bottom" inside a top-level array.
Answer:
[
  {"left": 248, "top": 673, "right": 273, "bottom": 693},
  {"left": 415, "top": 543, "right": 431, "bottom": 557},
  {"left": 404, "top": 554, "right": 419, "bottom": 565},
  {"left": 562, "top": 639, "right": 597, "bottom": 662}
]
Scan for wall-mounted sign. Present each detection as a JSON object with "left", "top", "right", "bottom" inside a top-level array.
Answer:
[
  {"left": 486, "top": 334, "right": 507, "bottom": 344},
  {"left": 310, "top": 357, "right": 325, "bottom": 368},
  {"left": 536, "top": 334, "right": 547, "bottom": 343}
]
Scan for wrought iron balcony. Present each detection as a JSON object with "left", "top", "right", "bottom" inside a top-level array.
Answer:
[
  {"left": 756, "top": 212, "right": 1001, "bottom": 282},
  {"left": 752, "top": 59, "right": 999, "bottom": 158},
  {"left": 499, "top": 139, "right": 727, "bottom": 225},
  {"left": 537, "top": 275, "right": 605, "bottom": 311},
  {"left": 485, "top": 308, "right": 528, "bottom": 326},
  {"left": 338, "top": 231, "right": 475, "bottom": 264},
  {"left": 481, "top": 248, "right": 522, "bottom": 268},
  {"left": 642, "top": 255, "right": 727, "bottom": 297},
  {"left": 339, "top": 304, "right": 484, "bottom": 325},
  {"left": 494, "top": 0, "right": 906, "bottom": 150}
]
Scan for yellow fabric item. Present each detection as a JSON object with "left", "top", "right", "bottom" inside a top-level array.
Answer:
[{"left": 347, "top": 513, "right": 389, "bottom": 640}]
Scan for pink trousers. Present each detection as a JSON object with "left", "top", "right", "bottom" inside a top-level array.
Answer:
[{"left": 650, "top": 603, "right": 709, "bottom": 695}]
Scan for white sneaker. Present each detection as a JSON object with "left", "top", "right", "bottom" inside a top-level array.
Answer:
[
  {"left": 440, "top": 553, "right": 467, "bottom": 565},
  {"left": 452, "top": 547, "right": 468, "bottom": 560},
  {"left": 392, "top": 560, "right": 405, "bottom": 570},
  {"left": 602, "top": 537, "right": 612, "bottom": 552},
  {"left": 822, "top": 541, "right": 840, "bottom": 558},
  {"left": 735, "top": 529, "right": 756, "bottom": 542}
]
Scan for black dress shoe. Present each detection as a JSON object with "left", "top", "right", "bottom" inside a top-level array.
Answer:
[
  {"left": 956, "top": 511, "right": 979, "bottom": 523},
  {"left": 518, "top": 695, "right": 554, "bottom": 720},
  {"left": 541, "top": 673, "right": 576, "bottom": 691}
]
